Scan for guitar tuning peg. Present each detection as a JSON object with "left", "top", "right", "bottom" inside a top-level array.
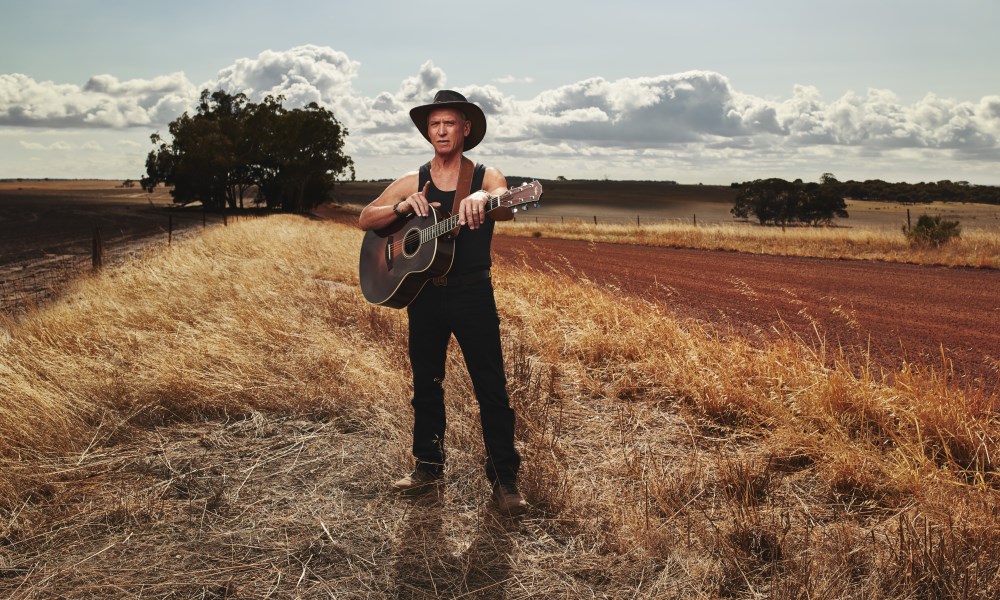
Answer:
[
  {"left": 534, "top": 202, "right": 539, "bottom": 208},
  {"left": 512, "top": 207, "right": 519, "bottom": 213}
]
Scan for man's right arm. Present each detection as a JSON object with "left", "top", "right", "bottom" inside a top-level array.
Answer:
[{"left": 358, "top": 172, "right": 438, "bottom": 231}]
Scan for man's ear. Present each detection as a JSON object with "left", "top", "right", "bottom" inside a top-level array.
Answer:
[{"left": 464, "top": 119, "right": 472, "bottom": 137}]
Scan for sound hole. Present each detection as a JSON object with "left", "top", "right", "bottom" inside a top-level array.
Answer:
[{"left": 402, "top": 228, "right": 421, "bottom": 256}]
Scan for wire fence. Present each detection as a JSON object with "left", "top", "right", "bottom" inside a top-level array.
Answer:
[
  {"left": 510, "top": 213, "right": 713, "bottom": 226},
  {"left": 1, "top": 210, "right": 260, "bottom": 316},
  {"left": 1, "top": 209, "right": 727, "bottom": 315}
]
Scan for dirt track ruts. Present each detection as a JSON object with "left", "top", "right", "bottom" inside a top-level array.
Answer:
[{"left": 493, "top": 235, "right": 1000, "bottom": 388}]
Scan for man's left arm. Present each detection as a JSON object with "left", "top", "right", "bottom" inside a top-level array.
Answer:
[
  {"left": 457, "top": 167, "right": 510, "bottom": 229},
  {"left": 484, "top": 167, "right": 513, "bottom": 222}
]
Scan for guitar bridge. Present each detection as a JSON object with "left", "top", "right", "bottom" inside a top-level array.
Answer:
[{"left": 385, "top": 235, "right": 394, "bottom": 269}]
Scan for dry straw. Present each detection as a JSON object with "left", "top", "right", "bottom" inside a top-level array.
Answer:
[
  {"left": 1, "top": 215, "right": 997, "bottom": 597},
  {"left": 500, "top": 220, "right": 1000, "bottom": 269}
]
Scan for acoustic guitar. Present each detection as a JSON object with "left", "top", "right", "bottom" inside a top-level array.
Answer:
[{"left": 359, "top": 180, "right": 543, "bottom": 308}]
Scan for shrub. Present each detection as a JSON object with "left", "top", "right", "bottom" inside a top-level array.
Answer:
[{"left": 905, "top": 214, "right": 961, "bottom": 247}]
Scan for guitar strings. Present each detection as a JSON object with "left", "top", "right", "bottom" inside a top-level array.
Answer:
[{"left": 384, "top": 184, "right": 536, "bottom": 257}]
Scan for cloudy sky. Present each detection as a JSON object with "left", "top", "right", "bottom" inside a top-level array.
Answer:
[{"left": 2, "top": 0, "right": 999, "bottom": 184}]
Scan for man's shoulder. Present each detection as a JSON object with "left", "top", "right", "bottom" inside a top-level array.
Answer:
[
  {"left": 388, "top": 170, "right": 420, "bottom": 190},
  {"left": 373, "top": 171, "right": 420, "bottom": 203},
  {"left": 481, "top": 165, "right": 506, "bottom": 190}
]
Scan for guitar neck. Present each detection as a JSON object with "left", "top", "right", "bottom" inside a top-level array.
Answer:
[{"left": 420, "top": 195, "right": 503, "bottom": 243}]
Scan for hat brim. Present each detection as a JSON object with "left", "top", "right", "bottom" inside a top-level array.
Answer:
[{"left": 409, "top": 100, "right": 487, "bottom": 151}]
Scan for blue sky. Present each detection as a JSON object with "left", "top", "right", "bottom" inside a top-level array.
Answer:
[{"left": 2, "top": 0, "right": 999, "bottom": 184}]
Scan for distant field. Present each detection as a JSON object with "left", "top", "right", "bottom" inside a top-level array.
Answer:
[
  {"left": 10, "top": 179, "right": 990, "bottom": 236},
  {"left": 334, "top": 180, "right": 740, "bottom": 224},
  {"left": 0, "top": 180, "right": 175, "bottom": 263},
  {"left": 844, "top": 198, "right": 1000, "bottom": 230},
  {"left": 336, "top": 179, "right": 1000, "bottom": 229},
  {"left": 5, "top": 180, "right": 1000, "bottom": 314},
  {"left": 0, "top": 181, "right": 219, "bottom": 312}
]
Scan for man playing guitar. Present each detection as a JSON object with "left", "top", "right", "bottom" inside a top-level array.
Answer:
[{"left": 358, "top": 90, "right": 527, "bottom": 516}]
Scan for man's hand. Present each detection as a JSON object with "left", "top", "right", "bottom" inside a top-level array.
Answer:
[
  {"left": 396, "top": 182, "right": 440, "bottom": 218},
  {"left": 458, "top": 190, "right": 491, "bottom": 229}
]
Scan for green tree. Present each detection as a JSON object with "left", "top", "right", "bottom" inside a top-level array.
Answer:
[
  {"left": 141, "top": 90, "right": 354, "bottom": 212},
  {"left": 731, "top": 178, "right": 801, "bottom": 225},
  {"left": 253, "top": 98, "right": 354, "bottom": 212},
  {"left": 141, "top": 90, "right": 252, "bottom": 210},
  {"left": 802, "top": 182, "right": 849, "bottom": 225},
  {"left": 732, "top": 177, "right": 848, "bottom": 226}
]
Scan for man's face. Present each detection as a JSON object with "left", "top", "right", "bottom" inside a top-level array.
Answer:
[{"left": 427, "top": 108, "right": 471, "bottom": 154}]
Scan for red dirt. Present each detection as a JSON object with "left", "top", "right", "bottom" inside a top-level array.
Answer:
[{"left": 493, "top": 236, "right": 1000, "bottom": 390}]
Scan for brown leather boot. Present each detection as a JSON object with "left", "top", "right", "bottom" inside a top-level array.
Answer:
[
  {"left": 492, "top": 482, "right": 528, "bottom": 516},
  {"left": 391, "top": 470, "right": 441, "bottom": 495}
]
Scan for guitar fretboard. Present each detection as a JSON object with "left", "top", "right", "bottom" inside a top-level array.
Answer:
[{"left": 419, "top": 196, "right": 503, "bottom": 244}]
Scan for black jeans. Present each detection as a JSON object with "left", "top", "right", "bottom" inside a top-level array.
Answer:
[{"left": 406, "top": 278, "right": 520, "bottom": 485}]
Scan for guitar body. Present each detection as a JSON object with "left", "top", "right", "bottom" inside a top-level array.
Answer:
[
  {"left": 358, "top": 180, "right": 543, "bottom": 309},
  {"left": 358, "top": 207, "right": 455, "bottom": 308}
]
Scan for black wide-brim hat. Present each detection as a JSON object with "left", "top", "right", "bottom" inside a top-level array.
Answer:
[{"left": 409, "top": 89, "right": 487, "bottom": 151}]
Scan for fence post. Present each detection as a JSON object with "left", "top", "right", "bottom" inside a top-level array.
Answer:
[
  {"left": 223, "top": 212, "right": 228, "bottom": 227},
  {"left": 92, "top": 227, "right": 103, "bottom": 271},
  {"left": 906, "top": 209, "right": 911, "bottom": 231},
  {"left": 593, "top": 215, "right": 597, "bottom": 225},
  {"left": 637, "top": 215, "right": 640, "bottom": 227},
  {"left": 693, "top": 213, "right": 697, "bottom": 226},
  {"left": 168, "top": 215, "right": 173, "bottom": 246}
]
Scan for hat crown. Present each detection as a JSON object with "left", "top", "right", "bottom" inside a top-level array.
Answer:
[{"left": 432, "top": 89, "right": 468, "bottom": 104}]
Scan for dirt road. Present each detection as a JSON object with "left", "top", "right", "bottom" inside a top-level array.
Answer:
[{"left": 493, "top": 236, "right": 1000, "bottom": 388}]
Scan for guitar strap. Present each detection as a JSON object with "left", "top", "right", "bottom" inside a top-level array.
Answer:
[{"left": 449, "top": 156, "right": 475, "bottom": 238}]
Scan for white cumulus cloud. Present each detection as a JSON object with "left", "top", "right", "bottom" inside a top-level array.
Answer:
[
  {"left": 493, "top": 75, "right": 535, "bottom": 85},
  {"left": 501, "top": 72, "right": 783, "bottom": 147},
  {"left": 19, "top": 140, "right": 71, "bottom": 151},
  {"left": 3, "top": 45, "right": 1000, "bottom": 182},
  {"left": 0, "top": 72, "right": 197, "bottom": 128},
  {"left": 213, "top": 45, "right": 361, "bottom": 115}
]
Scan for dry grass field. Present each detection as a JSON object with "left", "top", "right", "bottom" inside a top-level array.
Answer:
[
  {"left": 1, "top": 214, "right": 998, "bottom": 597},
  {"left": 499, "top": 221, "right": 1000, "bottom": 269}
]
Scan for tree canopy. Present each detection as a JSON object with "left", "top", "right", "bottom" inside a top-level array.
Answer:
[
  {"left": 141, "top": 90, "right": 354, "bottom": 212},
  {"left": 731, "top": 177, "right": 849, "bottom": 226},
  {"left": 733, "top": 173, "right": 1000, "bottom": 206},
  {"left": 830, "top": 178, "right": 1000, "bottom": 205}
]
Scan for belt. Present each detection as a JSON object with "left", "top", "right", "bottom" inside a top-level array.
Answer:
[{"left": 431, "top": 269, "right": 491, "bottom": 287}]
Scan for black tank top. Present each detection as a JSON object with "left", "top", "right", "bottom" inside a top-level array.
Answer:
[{"left": 418, "top": 161, "right": 494, "bottom": 277}]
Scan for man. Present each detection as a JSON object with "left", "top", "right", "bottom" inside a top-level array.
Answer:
[{"left": 358, "top": 90, "right": 527, "bottom": 516}]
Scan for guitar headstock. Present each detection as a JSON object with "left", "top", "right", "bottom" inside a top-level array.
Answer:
[{"left": 497, "top": 180, "right": 543, "bottom": 212}]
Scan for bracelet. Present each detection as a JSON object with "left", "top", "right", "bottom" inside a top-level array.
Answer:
[{"left": 392, "top": 201, "right": 406, "bottom": 218}]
